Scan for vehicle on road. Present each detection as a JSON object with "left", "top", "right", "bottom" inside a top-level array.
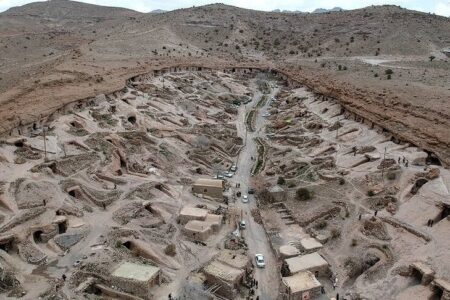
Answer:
[
  {"left": 73, "top": 260, "right": 82, "bottom": 267},
  {"left": 255, "top": 254, "right": 265, "bottom": 268},
  {"left": 224, "top": 172, "right": 234, "bottom": 178},
  {"left": 230, "top": 165, "right": 237, "bottom": 172},
  {"left": 262, "top": 112, "right": 271, "bottom": 117},
  {"left": 242, "top": 195, "right": 249, "bottom": 203},
  {"left": 248, "top": 188, "right": 255, "bottom": 194},
  {"left": 239, "top": 220, "right": 246, "bottom": 229}
]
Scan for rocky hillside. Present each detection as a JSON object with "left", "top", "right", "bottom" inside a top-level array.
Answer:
[{"left": 0, "top": 1, "right": 449, "bottom": 164}]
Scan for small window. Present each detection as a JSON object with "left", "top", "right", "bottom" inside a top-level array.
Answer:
[{"left": 204, "top": 189, "right": 207, "bottom": 193}]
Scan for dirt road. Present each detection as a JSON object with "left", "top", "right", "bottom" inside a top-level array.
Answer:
[{"left": 231, "top": 80, "right": 280, "bottom": 300}]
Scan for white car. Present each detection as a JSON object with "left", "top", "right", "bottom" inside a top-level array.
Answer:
[
  {"left": 242, "top": 195, "right": 249, "bottom": 203},
  {"left": 262, "top": 112, "right": 271, "bottom": 117},
  {"left": 225, "top": 172, "right": 234, "bottom": 178},
  {"left": 255, "top": 254, "right": 265, "bottom": 268},
  {"left": 239, "top": 220, "right": 246, "bottom": 229}
]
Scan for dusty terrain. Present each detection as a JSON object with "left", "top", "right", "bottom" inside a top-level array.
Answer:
[
  {"left": 0, "top": 1, "right": 450, "bottom": 300},
  {"left": 0, "top": 1, "right": 449, "bottom": 164}
]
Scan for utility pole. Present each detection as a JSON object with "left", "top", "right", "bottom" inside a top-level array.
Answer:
[
  {"left": 336, "top": 118, "right": 340, "bottom": 139},
  {"left": 381, "top": 147, "right": 387, "bottom": 184},
  {"left": 43, "top": 126, "right": 48, "bottom": 161}
]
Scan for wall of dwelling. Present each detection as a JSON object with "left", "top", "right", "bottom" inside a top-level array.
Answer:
[
  {"left": 287, "top": 262, "right": 330, "bottom": 278},
  {"left": 93, "top": 284, "right": 143, "bottom": 300},
  {"left": 178, "top": 211, "right": 207, "bottom": 225},
  {"left": 109, "top": 272, "right": 160, "bottom": 300},
  {"left": 204, "top": 272, "right": 241, "bottom": 299},
  {"left": 270, "top": 190, "right": 287, "bottom": 202},
  {"left": 192, "top": 185, "right": 223, "bottom": 199},
  {"left": 408, "top": 265, "right": 435, "bottom": 285},
  {"left": 183, "top": 225, "right": 212, "bottom": 241},
  {"left": 282, "top": 285, "right": 321, "bottom": 300}
]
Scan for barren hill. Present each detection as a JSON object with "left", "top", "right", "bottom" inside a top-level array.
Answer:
[
  {"left": 4, "top": 0, "right": 141, "bottom": 20},
  {"left": 0, "top": 1, "right": 449, "bottom": 163}
]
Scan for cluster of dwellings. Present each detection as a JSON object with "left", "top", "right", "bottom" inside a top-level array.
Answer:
[
  {"left": 179, "top": 206, "right": 223, "bottom": 241},
  {"left": 202, "top": 249, "right": 251, "bottom": 299},
  {"left": 274, "top": 217, "right": 329, "bottom": 299},
  {"left": 408, "top": 262, "right": 450, "bottom": 300},
  {"left": 281, "top": 252, "right": 329, "bottom": 300}
]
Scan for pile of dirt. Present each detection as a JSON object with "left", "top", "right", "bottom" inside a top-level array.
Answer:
[{"left": 361, "top": 217, "right": 391, "bottom": 241}]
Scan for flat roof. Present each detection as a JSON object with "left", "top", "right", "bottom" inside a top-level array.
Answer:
[
  {"left": 282, "top": 271, "right": 321, "bottom": 293},
  {"left": 412, "top": 262, "right": 434, "bottom": 276},
  {"left": 285, "top": 252, "right": 328, "bottom": 274},
  {"left": 216, "top": 250, "right": 249, "bottom": 270},
  {"left": 205, "top": 213, "right": 222, "bottom": 224},
  {"left": 204, "top": 261, "right": 244, "bottom": 283},
  {"left": 300, "top": 238, "right": 323, "bottom": 250},
  {"left": 194, "top": 178, "right": 223, "bottom": 188},
  {"left": 112, "top": 262, "right": 160, "bottom": 282},
  {"left": 434, "top": 278, "right": 450, "bottom": 291},
  {"left": 180, "top": 206, "right": 208, "bottom": 218},
  {"left": 279, "top": 245, "right": 300, "bottom": 257},
  {"left": 184, "top": 220, "right": 211, "bottom": 233}
]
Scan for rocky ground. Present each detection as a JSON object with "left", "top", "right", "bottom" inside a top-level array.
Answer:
[
  {"left": 0, "top": 70, "right": 269, "bottom": 299},
  {"left": 0, "top": 2, "right": 449, "bottom": 164}
]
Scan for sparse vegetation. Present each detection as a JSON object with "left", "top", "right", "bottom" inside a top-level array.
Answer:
[
  {"left": 296, "top": 188, "right": 311, "bottom": 201},
  {"left": 164, "top": 243, "right": 176, "bottom": 256}
]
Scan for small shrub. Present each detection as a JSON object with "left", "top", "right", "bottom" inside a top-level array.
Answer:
[
  {"left": 277, "top": 177, "right": 286, "bottom": 185},
  {"left": 351, "top": 239, "right": 358, "bottom": 247},
  {"left": 367, "top": 190, "right": 375, "bottom": 197},
  {"left": 315, "top": 220, "right": 328, "bottom": 230},
  {"left": 296, "top": 188, "right": 311, "bottom": 201},
  {"left": 387, "top": 172, "right": 396, "bottom": 180},
  {"left": 164, "top": 244, "right": 176, "bottom": 256},
  {"left": 374, "top": 73, "right": 379, "bottom": 77},
  {"left": 331, "top": 228, "right": 341, "bottom": 239},
  {"left": 385, "top": 69, "right": 394, "bottom": 75},
  {"left": 339, "top": 177, "right": 346, "bottom": 185}
]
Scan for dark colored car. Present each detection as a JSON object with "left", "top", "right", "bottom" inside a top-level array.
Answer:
[{"left": 248, "top": 188, "right": 255, "bottom": 194}]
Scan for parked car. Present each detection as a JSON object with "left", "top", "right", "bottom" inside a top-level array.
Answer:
[
  {"left": 230, "top": 165, "right": 237, "bottom": 172},
  {"left": 242, "top": 195, "right": 249, "bottom": 203},
  {"left": 239, "top": 220, "right": 246, "bottom": 229},
  {"left": 255, "top": 254, "right": 265, "bottom": 268},
  {"left": 248, "top": 188, "right": 255, "bottom": 194},
  {"left": 262, "top": 112, "right": 271, "bottom": 117},
  {"left": 225, "top": 172, "right": 234, "bottom": 178}
]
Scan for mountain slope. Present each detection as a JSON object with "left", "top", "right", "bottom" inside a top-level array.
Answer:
[
  {"left": 3, "top": 0, "right": 141, "bottom": 20},
  {"left": 0, "top": 2, "right": 449, "bottom": 164}
]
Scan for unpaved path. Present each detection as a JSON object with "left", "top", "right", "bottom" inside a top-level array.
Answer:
[{"left": 231, "top": 81, "right": 280, "bottom": 300}]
